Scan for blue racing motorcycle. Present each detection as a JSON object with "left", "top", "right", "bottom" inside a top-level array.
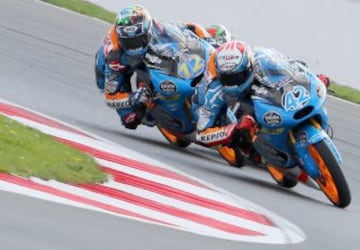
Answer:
[
  {"left": 236, "top": 48, "right": 351, "bottom": 208},
  {"left": 140, "top": 23, "right": 245, "bottom": 166}
]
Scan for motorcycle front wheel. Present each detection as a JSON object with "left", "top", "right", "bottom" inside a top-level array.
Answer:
[
  {"left": 308, "top": 140, "right": 351, "bottom": 208},
  {"left": 157, "top": 126, "right": 191, "bottom": 148}
]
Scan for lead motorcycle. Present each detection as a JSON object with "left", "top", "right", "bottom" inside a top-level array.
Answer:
[
  {"left": 231, "top": 48, "right": 351, "bottom": 208},
  {"left": 138, "top": 23, "right": 245, "bottom": 166}
]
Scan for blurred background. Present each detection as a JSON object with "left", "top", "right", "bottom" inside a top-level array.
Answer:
[{"left": 89, "top": 0, "right": 360, "bottom": 90}]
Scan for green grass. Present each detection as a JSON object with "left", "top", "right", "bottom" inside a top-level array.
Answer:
[
  {"left": 42, "top": 0, "right": 116, "bottom": 23},
  {"left": 328, "top": 81, "right": 360, "bottom": 104},
  {"left": 0, "top": 115, "right": 108, "bottom": 184}
]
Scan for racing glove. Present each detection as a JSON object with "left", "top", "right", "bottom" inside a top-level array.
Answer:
[
  {"left": 129, "top": 86, "right": 151, "bottom": 108},
  {"left": 227, "top": 115, "right": 257, "bottom": 148}
]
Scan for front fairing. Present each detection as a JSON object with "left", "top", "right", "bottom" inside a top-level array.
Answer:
[
  {"left": 148, "top": 69, "right": 196, "bottom": 133},
  {"left": 143, "top": 23, "right": 214, "bottom": 133},
  {"left": 149, "top": 69, "right": 194, "bottom": 107},
  {"left": 144, "top": 22, "right": 211, "bottom": 79},
  {"left": 251, "top": 48, "right": 328, "bottom": 129},
  {"left": 251, "top": 48, "right": 329, "bottom": 167}
]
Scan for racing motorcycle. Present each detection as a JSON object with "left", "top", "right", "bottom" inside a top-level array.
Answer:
[
  {"left": 138, "top": 23, "right": 245, "bottom": 166},
  {"left": 230, "top": 48, "right": 351, "bottom": 208},
  {"left": 139, "top": 24, "right": 351, "bottom": 207}
]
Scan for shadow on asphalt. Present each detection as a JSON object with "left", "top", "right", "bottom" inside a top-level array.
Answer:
[{"left": 63, "top": 117, "right": 333, "bottom": 208}]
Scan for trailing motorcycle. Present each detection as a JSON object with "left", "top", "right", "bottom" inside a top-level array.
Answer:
[{"left": 138, "top": 23, "right": 245, "bottom": 166}]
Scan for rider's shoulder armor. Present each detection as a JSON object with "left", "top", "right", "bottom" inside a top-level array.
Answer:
[{"left": 104, "top": 26, "right": 121, "bottom": 57}]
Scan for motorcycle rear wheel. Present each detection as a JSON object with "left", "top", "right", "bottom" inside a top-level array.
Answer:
[
  {"left": 308, "top": 141, "right": 351, "bottom": 208},
  {"left": 217, "top": 146, "right": 245, "bottom": 167},
  {"left": 157, "top": 126, "right": 191, "bottom": 148},
  {"left": 267, "top": 164, "right": 298, "bottom": 188}
]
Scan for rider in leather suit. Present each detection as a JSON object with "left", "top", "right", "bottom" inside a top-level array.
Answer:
[
  {"left": 94, "top": 4, "right": 215, "bottom": 129},
  {"left": 192, "top": 40, "right": 330, "bottom": 164}
]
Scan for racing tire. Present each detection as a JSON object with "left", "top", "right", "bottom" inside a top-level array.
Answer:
[
  {"left": 267, "top": 164, "right": 298, "bottom": 188},
  {"left": 308, "top": 140, "right": 351, "bottom": 208},
  {"left": 217, "top": 146, "right": 245, "bottom": 167},
  {"left": 157, "top": 126, "right": 191, "bottom": 148}
]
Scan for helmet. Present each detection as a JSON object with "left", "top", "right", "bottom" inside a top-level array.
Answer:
[
  {"left": 215, "top": 41, "right": 253, "bottom": 89},
  {"left": 206, "top": 24, "right": 234, "bottom": 45},
  {"left": 115, "top": 5, "right": 152, "bottom": 56}
]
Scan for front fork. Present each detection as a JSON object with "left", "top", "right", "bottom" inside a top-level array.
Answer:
[{"left": 289, "top": 119, "right": 343, "bottom": 179}]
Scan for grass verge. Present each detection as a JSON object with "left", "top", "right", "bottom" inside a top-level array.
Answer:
[
  {"left": 41, "top": 0, "right": 360, "bottom": 105},
  {"left": 0, "top": 114, "right": 108, "bottom": 184},
  {"left": 328, "top": 82, "right": 360, "bottom": 104},
  {"left": 42, "top": 0, "right": 116, "bottom": 23}
]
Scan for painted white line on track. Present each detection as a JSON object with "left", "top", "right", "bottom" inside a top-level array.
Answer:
[{"left": 0, "top": 98, "right": 305, "bottom": 244}]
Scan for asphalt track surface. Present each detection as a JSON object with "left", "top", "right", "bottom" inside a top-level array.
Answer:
[{"left": 0, "top": 1, "right": 359, "bottom": 249}]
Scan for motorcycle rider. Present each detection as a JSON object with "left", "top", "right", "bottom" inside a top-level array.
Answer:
[
  {"left": 206, "top": 24, "right": 234, "bottom": 46},
  {"left": 94, "top": 4, "right": 215, "bottom": 129},
  {"left": 192, "top": 40, "right": 330, "bottom": 164}
]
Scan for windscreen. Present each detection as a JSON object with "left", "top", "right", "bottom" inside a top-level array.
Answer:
[
  {"left": 145, "top": 22, "right": 206, "bottom": 78},
  {"left": 251, "top": 48, "right": 312, "bottom": 108},
  {"left": 253, "top": 48, "right": 308, "bottom": 88},
  {"left": 150, "top": 22, "right": 203, "bottom": 58}
]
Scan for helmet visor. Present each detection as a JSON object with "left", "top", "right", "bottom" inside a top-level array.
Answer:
[
  {"left": 119, "top": 32, "right": 150, "bottom": 53},
  {"left": 218, "top": 70, "right": 250, "bottom": 86}
]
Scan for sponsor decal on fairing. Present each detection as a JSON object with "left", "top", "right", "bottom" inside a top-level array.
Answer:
[
  {"left": 160, "top": 80, "right": 177, "bottom": 93},
  {"left": 263, "top": 111, "right": 282, "bottom": 127}
]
